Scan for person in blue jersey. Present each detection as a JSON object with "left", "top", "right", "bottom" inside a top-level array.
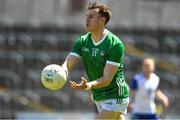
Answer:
[
  {"left": 61, "top": 1, "right": 129, "bottom": 120},
  {"left": 129, "top": 58, "right": 169, "bottom": 120}
]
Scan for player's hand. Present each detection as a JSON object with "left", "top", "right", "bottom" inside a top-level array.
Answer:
[
  {"left": 163, "top": 98, "right": 169, "bottom": 109},
  {"left": 70, "top": 77, "right": 91, "bottom": 90},
  {"left": 128, "top": 102, "right": 134, "bottom": 111}
]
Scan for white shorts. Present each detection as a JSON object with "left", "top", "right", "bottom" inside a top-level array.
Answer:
[{"left": 94, "top": 98, "right": 129, "bottom": 115}]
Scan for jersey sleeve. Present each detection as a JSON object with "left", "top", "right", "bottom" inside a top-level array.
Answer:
[
  {"left": 106, "top": 43, "right": 124, "bottom": 66},
  {"left": 156, "top": 78, "right": 160, "bottom": 90},
  {"left": 71, "top": 37, "right": 83, "bottom": 58},
  {"left": 130, "top": 78, "right": 138, "bottom": 90}
]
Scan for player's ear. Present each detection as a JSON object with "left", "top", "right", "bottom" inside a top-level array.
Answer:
[{"left": 100, "top": 17, "right": 105, "bottom": 24}]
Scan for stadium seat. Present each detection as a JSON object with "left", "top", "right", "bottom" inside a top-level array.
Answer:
[
  {"left": 0, "top": 33, "right": 6, "bottom": 50},
  {"left": 42, "top": 33, "right": 59, "bottom": 51},
  {"left": 160, "top": 36, "right": 178, "bottom": 54},
  {"left": 7, "top": 51, "right": 24, "bottom": 78},
  {"left": 16, "top": 33, "right": 33, "bottom": 50},
  {"left": 24, "top": 90, "right": 41, "bottom": 103},
  {"left": 0, "top": 69, "right": 20, "bottom": 89},
  {"left": 123, "top": 55, "right": 133, "bottom": 71},
  {"left": 0, "top": 51, "right": 9, "bottom": 69},
  {"left": 25, "top": 69, "right": 41, "bottom": 89},
  {"left": 119, "top": 35, "right": 136, "bottom": 45},
  {"left": 134, "top": 35, "right": 160, "bottom": 53},
  {"left": 31, "top": 32, "right": 43, "bottom": 51},
  {"left": 6, "top": 33, "right": 17, "bottom": 51},
  {"left": 157, "top": 71, "right": 179, "bottom": 89},
  {"left": 158, "top": 54, "right": 180, "bottom": 69},
  {"left": 174, "top": 35, "right": 180, "bottom": 54},
  {"left": 56, "top": 33, "right": 74, "bottom": 51}
]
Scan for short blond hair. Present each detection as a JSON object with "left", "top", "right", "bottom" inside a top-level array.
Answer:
[{"left": 143, "top": 58, "right": 155, "bottom": 65}]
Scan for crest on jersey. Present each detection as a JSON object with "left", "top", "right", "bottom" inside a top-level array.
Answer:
[{"left": 100, "top": 51, "right": 105, "bottom": 56}]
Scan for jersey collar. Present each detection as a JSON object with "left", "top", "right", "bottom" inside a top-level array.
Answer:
[{"left": 91, "top": 29, "right": 109, "bottom": 46}]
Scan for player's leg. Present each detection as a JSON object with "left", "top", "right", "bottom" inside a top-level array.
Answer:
[
  {"left": 96, "top": 110, "right": 124, "bottom": 120},
  {"left": 119, "top": 114, "right": 126, "bottom": 120},
  {"left": 94, "top": 98, "right": 129, "bottom": 120}
]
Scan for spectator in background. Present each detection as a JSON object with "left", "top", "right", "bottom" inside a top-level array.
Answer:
[
  {"left": 62, "top": 1, "right": 129, "bottom": 120},
  {"left": 129, "top": 58, "right": 169, "bottom": 120}
]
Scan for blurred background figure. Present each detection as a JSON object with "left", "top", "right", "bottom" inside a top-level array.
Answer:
[
  {"left": 129, "top": 58, "right": 169, "bottom": 120},
  {"left": 0, "top": 0, "right": 179, "bottom": 119}
]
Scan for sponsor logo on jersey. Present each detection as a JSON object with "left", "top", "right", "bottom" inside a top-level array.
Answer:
[{"left": 82, "top": 47, "right": 89, "bottom": 52}]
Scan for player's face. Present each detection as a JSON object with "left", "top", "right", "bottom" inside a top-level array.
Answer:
[
  {"left": 142, "top": 59, "right": 155, "bottom": 75},
  {"left": 85, "top": 8, "right": 102, "bottom": 32}
]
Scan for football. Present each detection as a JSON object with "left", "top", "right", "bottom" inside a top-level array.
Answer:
[{"left": 41, "top": 64, "right": 67, "bottom": 90}]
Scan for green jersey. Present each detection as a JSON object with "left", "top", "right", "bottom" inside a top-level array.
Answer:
[{"left": 70, "top": 29, "right": 129, "bottom": 101}]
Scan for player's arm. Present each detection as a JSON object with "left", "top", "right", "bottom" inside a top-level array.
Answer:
[
  {"left": 62, "top": 35, "right": 82, "bottom": 75},
  {"left": 129, "top": 78, "right": 138, "bottom": 98},
  {"left": 70, "top": 42, "right": 124, "bottom": 90},
  {"left": 156, "top": 89, "right": 169, "bottom": 109},
  {"left": 61, "top": 54, "right": 80, "bottom": 76},
  {"left": 70, "top": 63, "right": 118, "bottom": 90},
  {"left": 89, "top": 63, "right": 118, "bottom": 89},
  {"left": 128, "top": 78, "right": 138, "bottom": 110}
]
